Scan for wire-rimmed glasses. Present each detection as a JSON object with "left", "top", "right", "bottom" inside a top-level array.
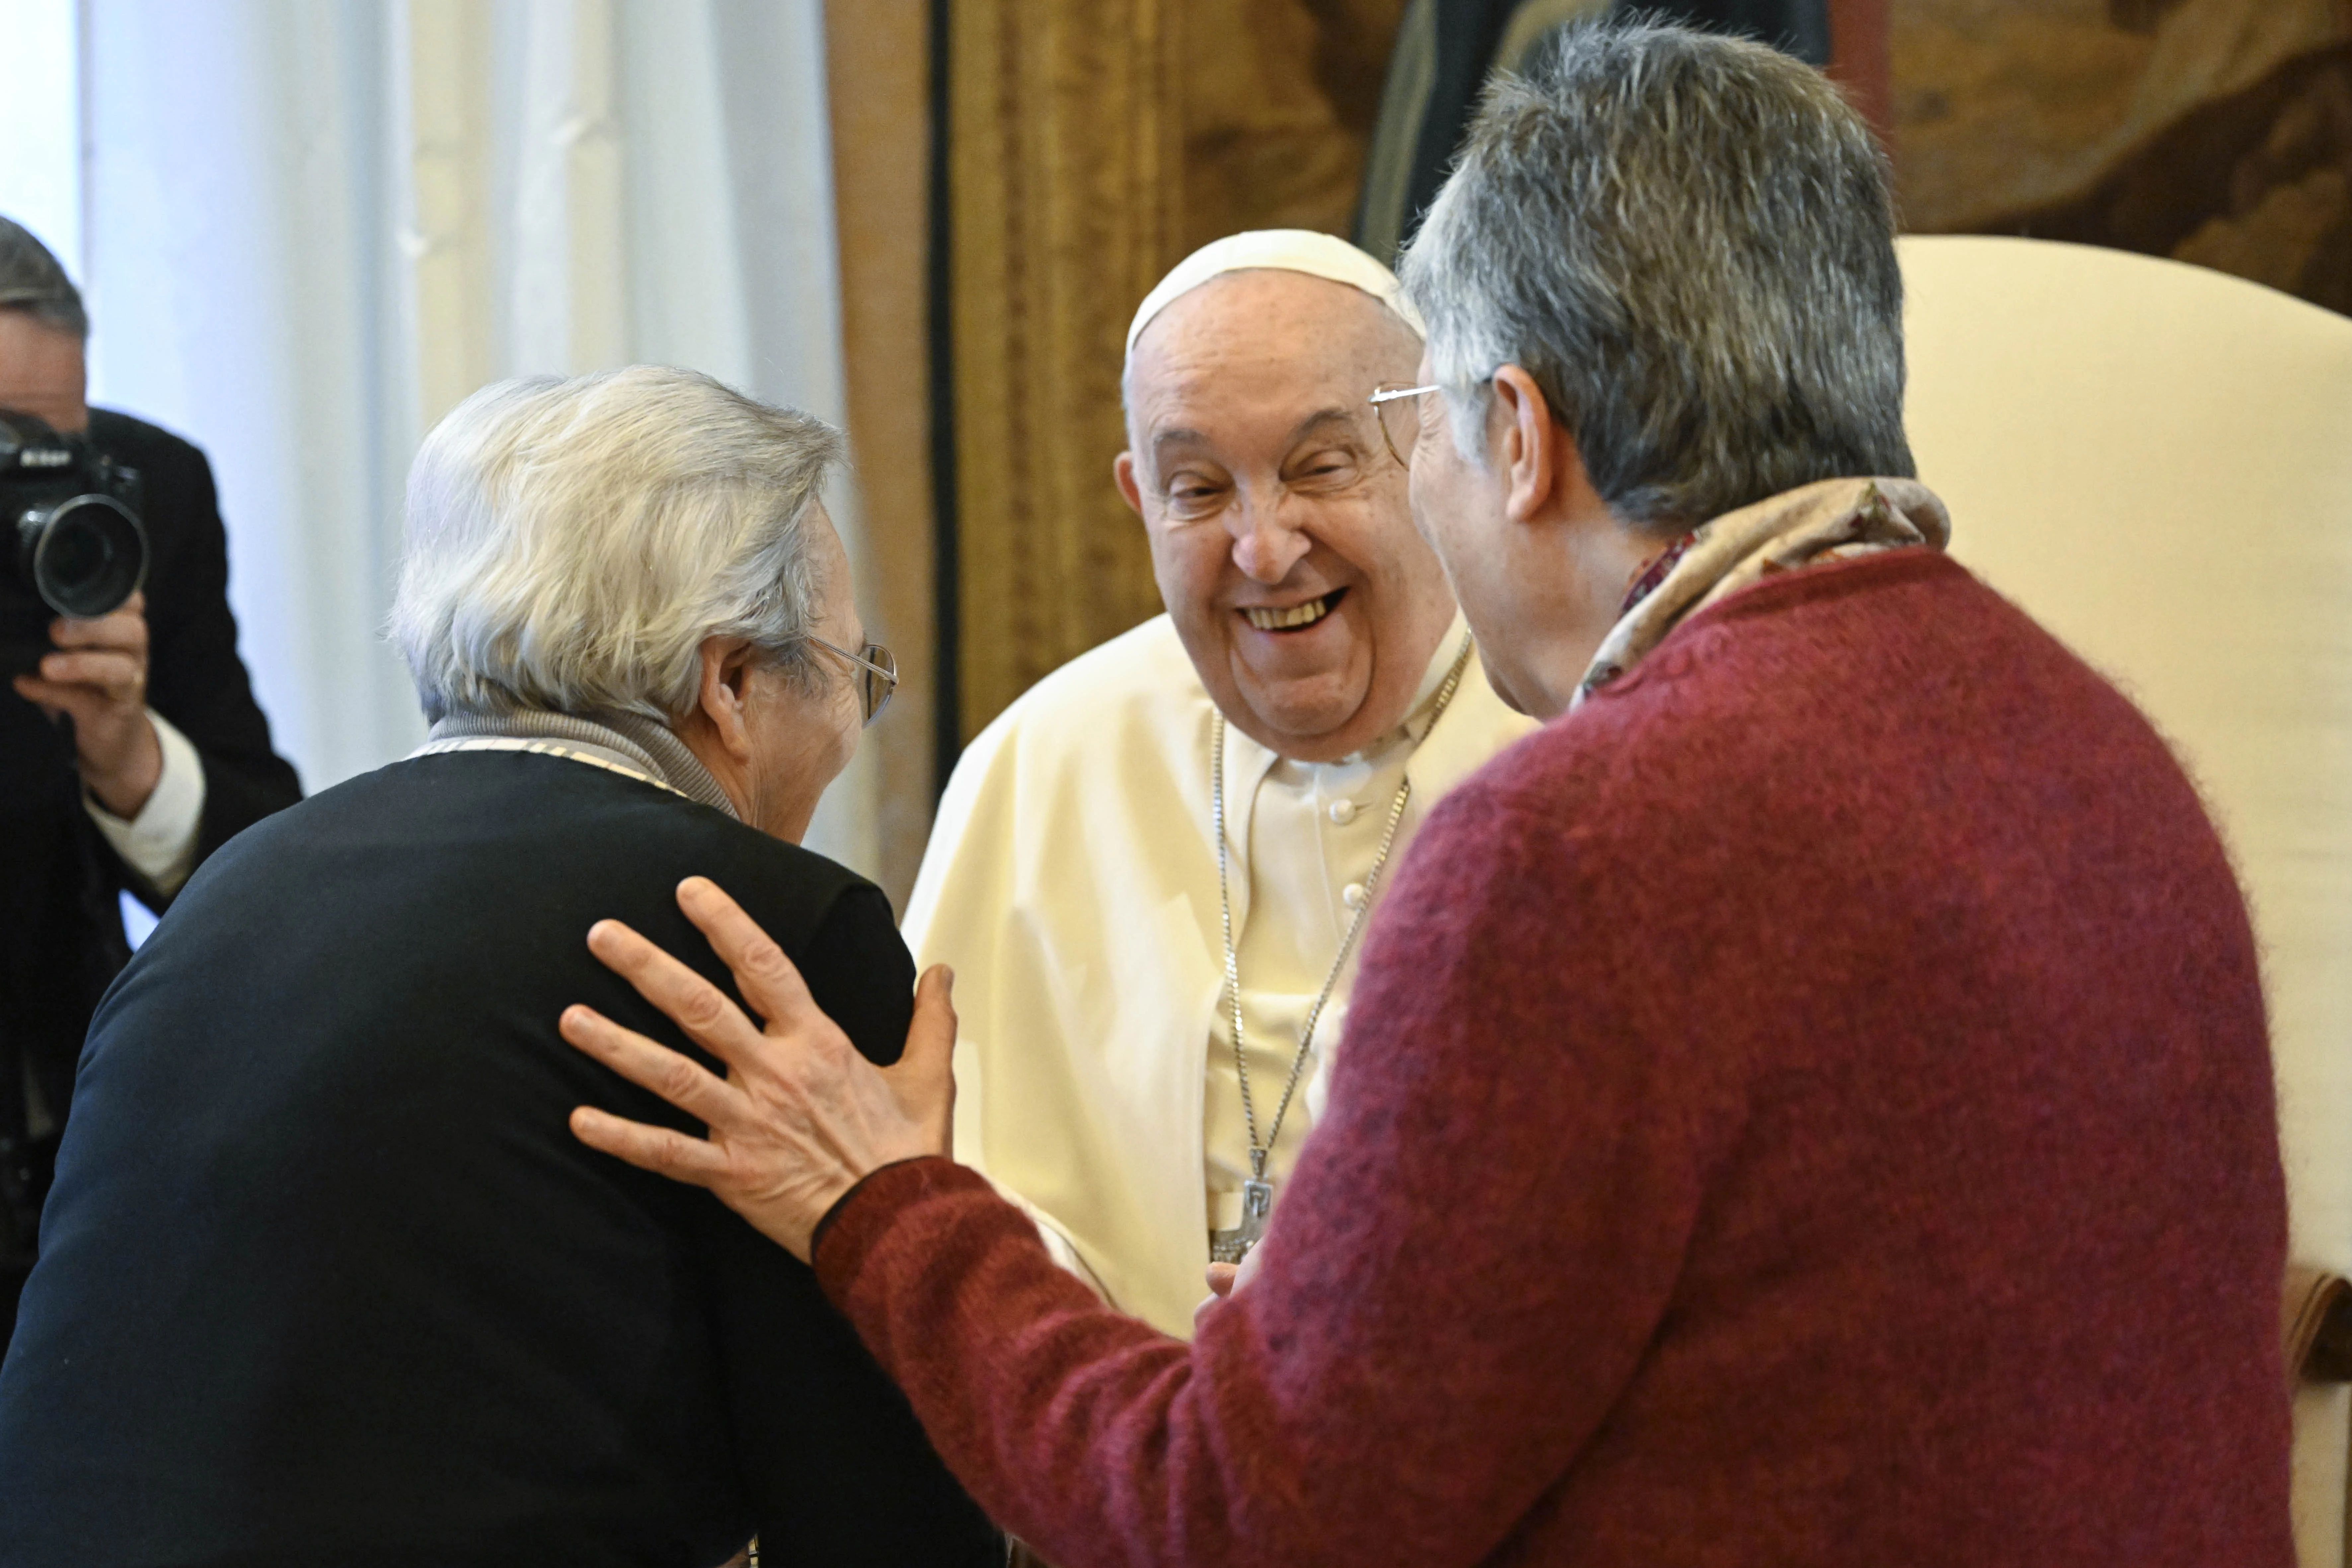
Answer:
[
  {"left": 1368, "top": 382, "right": 1441, "bottom": 469},
  {"left": 803, "top": 635, "right": 897, "bottom": 727}
]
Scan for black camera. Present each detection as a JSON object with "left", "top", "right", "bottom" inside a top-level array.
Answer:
[{"left": 0, "top": 410, "right": 146, "bottom": 676}]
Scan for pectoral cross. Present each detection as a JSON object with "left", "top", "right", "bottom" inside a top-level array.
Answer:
[{"left": 1208, "top": 1176, "right": 1274, "bottom": 1264}]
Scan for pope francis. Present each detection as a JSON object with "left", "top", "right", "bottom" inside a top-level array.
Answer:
[{"left": 905, "top": 232, "right": 1536, "bottom": 1337}]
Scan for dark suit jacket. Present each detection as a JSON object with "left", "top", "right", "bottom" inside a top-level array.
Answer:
[
  {"left": 0, "top": 409, "right": 302, "bottom": 1331},
  {"left": 0, "top": 749, "right": 1001, "bottom": 1567}
]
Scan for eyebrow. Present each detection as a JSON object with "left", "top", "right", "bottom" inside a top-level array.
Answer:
[
  {"left": 1149, "top": 406, "right": 1365, "bottom": 457},
  {"left": 1285, "top": 408, "right": 1362, "bottom": 446}
]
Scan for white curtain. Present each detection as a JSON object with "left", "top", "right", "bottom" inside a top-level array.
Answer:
[{"left": 75, "top": 0, "right": 879, "bottom": 873}]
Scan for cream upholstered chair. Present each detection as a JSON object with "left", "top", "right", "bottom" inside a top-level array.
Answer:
[{"left": 1898, "top": 235, "right": 2352, "bottom": 1566}]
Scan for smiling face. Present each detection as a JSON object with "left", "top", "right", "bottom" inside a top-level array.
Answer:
[{"left": 1114, "top": 270, "right": 1458, "bottom": 762}]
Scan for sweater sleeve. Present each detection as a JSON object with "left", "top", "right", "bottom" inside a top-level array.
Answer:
[{"left": 816, "top": 781, "right": 1723, "bottom": 1567}]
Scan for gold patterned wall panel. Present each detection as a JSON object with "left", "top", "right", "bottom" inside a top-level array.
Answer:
[
  {"left": 946, "top": 0, "right": 1407, "bottom": 743},
  {"left": 1180, "top": 0, "right": 1407, "bottom": 250},
  {"left": 946, "top": 0, "right": 1188, "bottom": 742},
  {"left": 1894, "top": 0, "right": 2352, "bottom": 314},
  {"left": 828, "top": 1, "right": 937, "bottom": 908}
]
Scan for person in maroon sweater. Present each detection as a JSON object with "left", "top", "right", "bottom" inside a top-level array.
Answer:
[{"left": 552, "top": 21, "right": 2295, "bottom": 1566}]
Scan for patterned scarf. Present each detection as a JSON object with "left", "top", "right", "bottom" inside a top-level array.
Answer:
[{"left": 1574, "top": 476, "right": 1952, "bottom": 708}]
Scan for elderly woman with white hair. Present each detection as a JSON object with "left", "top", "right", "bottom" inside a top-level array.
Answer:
[{"left": 0, "top": 366, "right": 1000, "bottom": 1567}]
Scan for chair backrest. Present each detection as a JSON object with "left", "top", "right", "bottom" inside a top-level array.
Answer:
[
  {"left": 1899, "top": 234, "right": 2352, "bottom": 1567},
  {"left": 2288, "top": 1266, "right": 2352, "bottom": 1388}
]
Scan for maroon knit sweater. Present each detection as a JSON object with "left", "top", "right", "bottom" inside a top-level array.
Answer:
[{"left": 818, "top": 551, "right": 2294, "bottom": 1566}]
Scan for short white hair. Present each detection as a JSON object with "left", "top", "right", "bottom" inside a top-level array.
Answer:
[{"left": 392, "top": 366, "right": 842, "bottom": 723}]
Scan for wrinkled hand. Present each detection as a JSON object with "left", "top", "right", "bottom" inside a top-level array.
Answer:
[
  {"left": 560, "top": 875, "right": 956, "bottom": 1261},
  {"left": 11, "top": 591, "right": 159, "bottom": 818}
]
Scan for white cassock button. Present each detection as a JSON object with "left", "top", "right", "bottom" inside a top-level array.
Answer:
[
  {"left": 1341, "top": 882, "right": 1368, "bottom": 911},
  {"left": 1328, "top": 799, "right": 1358, "bottom": 825}
]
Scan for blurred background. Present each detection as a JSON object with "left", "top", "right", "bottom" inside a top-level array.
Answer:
[{"left": 2, "top": 0, "right": 2344, "bottom": 910}]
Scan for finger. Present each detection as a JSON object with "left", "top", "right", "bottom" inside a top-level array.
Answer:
[
  {"left": 10, "top": 682, "right": 122, "bottom": 734},
  {"left": 673, "top": 876, "right": 820, "bottom": 1030},
  {"left": 47, "top": 604, "right": 149, "bottom": 655},
  {"left": 884, "top": 965, "right": 956, "bottom": 1093},
  {"left": 882, "top": 965, "right": 958, "bottom": 1155},
  {"left": 31, "top": 650, "right": 142, "bottom": 695},
  {"left": 901, "top": 965, "right": 956, "bottom": 1079},
  {"left": 1205, "top": 1261, "right": 1239, "bottom": 1299},
  {"left": 11, "top": 676, "right": 79, "bottom": 717},
  {"left": 584, "top": 917, "right": 765, "bottom": 1067},
  {"left": 559, "top": 1003, "right": 745, "bottom": 1127},
  {"left": 568, "top": 1105, "right": 733, "bottom": 1185}
]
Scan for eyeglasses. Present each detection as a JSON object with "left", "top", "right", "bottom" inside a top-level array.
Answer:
[
  {"left": 802, "top": 635, "right": 897, "bottom": 727},
  {"left": 1368, "top": 382, "right": 1442, "bottom": 469}
]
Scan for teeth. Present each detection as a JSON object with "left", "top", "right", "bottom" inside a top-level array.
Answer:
[{"left": 1244, "top": 594, "right": 1335, "bottom": 632}]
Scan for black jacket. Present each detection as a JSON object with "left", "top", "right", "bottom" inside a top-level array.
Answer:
[
  {"left": 0, "top": 750, "right": 1000, "bottom": 1567},
  {"left": 0, "top": 409, "right": 302, "bottom": 1328}
]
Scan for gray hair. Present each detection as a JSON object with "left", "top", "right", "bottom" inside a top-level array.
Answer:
[
  {"left": 392, "top": 366, "right": 842, "bottom": 723},
  {"left": 0, "top": 216, "right": 89, "bottom": 340},
  {"left": 1400, "top": 21, "right": 1914, "bottom": 531}
]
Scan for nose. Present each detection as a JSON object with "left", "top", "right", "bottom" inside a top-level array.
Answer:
[{"left": 1228, "top": 490, "right": 1311, "bottom": 584}]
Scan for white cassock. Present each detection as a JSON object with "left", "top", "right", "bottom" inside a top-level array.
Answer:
[{"left": 904, "top": 613, "right": 1537, "bottom": 1337}]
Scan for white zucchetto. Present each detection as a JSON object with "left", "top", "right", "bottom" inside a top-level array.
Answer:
[{"left": 1124, "top": 229, "right": 1426, "bottom": 359}]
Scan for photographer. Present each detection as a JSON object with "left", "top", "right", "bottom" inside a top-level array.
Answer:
[{"left": 0, "top": 217, "right": 300, "bottom": 1347}]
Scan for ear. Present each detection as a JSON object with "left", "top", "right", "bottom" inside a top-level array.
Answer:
[
  {"left": 1113, "top": 450, "right": 1144, "bottom": 518},
  {"left": 693, "top": 636, "right": 761, "bottom": 765},
  {"left": 1489, "top": 364, "right": 1572, "bottom": 526}
]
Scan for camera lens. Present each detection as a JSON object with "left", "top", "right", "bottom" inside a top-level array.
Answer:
[{"left": 29, "top": 495, "right": 147, "bottom": 619}]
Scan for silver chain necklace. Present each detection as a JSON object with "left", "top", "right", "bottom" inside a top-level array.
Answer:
[{"left": 1208, "top": 635, "right": 1474, "bottom": 1264}]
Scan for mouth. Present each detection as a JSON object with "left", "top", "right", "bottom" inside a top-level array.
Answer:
[{"left": 1240, "top": 588, "right": 1346, "bottom": 634}]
